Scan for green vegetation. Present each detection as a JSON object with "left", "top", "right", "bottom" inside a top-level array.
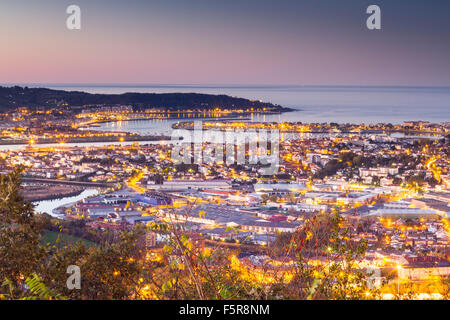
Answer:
[
  {"left": 0, "top": 168, "right": 147, "bottom": 300},
  {"left": 314, "top": 151, "right": 373, "bottom": 179},
  {"left": 40, "top": 231, "right": 96, "bottom": 249}
]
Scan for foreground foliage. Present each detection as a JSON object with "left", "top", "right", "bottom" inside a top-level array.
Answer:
[{"left": 0, "top": 169, "right": 448, "bottom": 300}]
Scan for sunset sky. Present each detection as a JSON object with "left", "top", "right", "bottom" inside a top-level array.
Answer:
[{"left": 1, "top": 0, "right": 450, "bottom": 86}]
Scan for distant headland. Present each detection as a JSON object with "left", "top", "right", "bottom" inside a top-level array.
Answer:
[{"left": 0, "top": 85, "right": 293, "bottom": 113}]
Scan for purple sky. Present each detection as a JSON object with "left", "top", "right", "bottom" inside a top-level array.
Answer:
[{"left": 1, "top": 0, "right": 450, "bottom": 86}]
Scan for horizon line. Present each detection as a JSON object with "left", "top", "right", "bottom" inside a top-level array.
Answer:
[{"left": 2, "top": 83, "right": 450, "bottom": 90}]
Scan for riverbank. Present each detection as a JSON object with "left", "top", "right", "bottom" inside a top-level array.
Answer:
[
  {"left": 22, "top": 184, "right": 85, "bottom": 202},
  {"left": 0, "top": 134, "right": 172, "bottom": 146}
]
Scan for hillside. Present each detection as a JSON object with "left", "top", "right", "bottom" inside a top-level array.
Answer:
[{"left": 0, "top": 86, "right": 291, "bottom": 112}]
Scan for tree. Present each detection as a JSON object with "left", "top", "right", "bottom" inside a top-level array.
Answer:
[
  {"left": 0, "top": 169, "right": 46, "bottom": 298},
  {"left": 270, "top": 213, "right": 375, "bottom": 299},
  {"left": 371, "top": 175, "right": 381, "bottom": 186},
  {"left": 392, "top": 177, "right": 402, "bottom": 186},
  {"left": 0, "top": 169, "right": 149, "bottom": 300}
]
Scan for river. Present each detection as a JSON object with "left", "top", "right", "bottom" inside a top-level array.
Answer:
[{"left": 33, "top": 189, "right": 99, "bottom": 218}]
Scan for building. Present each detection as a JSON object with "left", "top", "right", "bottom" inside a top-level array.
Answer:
[{"left": 399, "top": 256, "right": 450, "bottom": 281}]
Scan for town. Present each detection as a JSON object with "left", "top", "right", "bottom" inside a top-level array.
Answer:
[{"left": 1, "top": 103, "right": 449, "bottom": 299}]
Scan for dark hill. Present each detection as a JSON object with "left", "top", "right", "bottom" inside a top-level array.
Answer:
[{"left": 0, "top": 86, "right": 291, "bottom": 112}]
